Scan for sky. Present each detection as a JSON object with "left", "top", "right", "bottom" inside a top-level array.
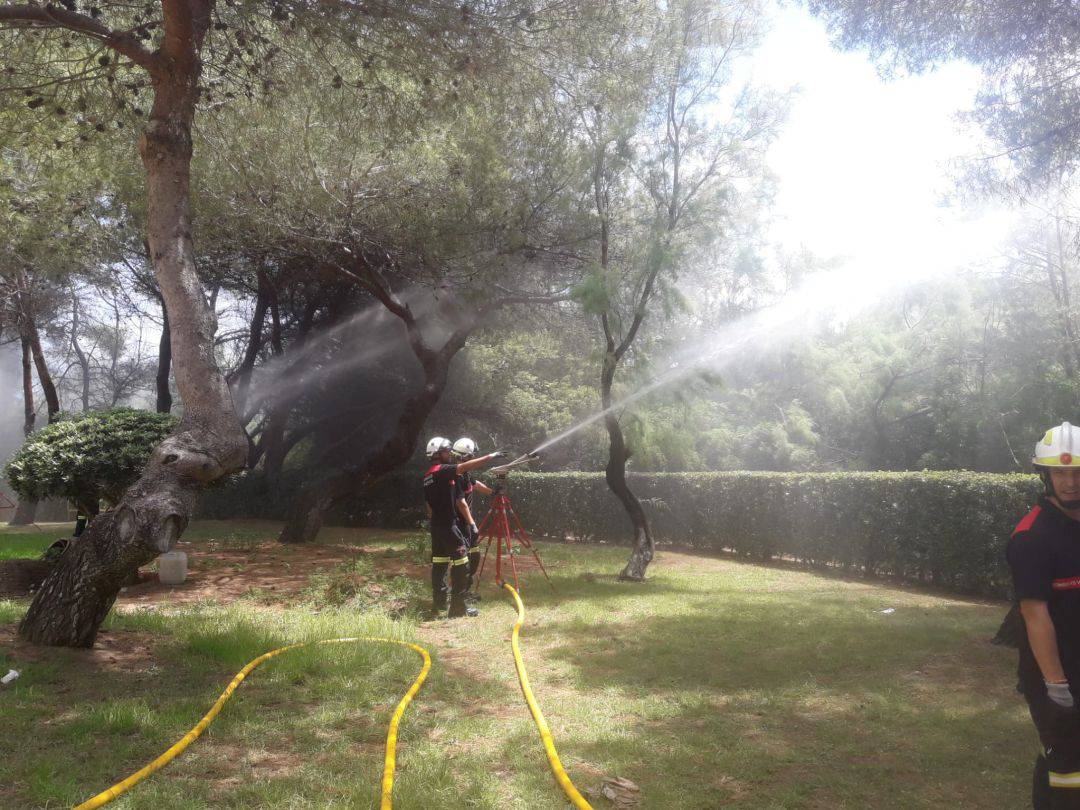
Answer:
[{"left": 743, "top": 2, "right": 1018, "bottom": 293}]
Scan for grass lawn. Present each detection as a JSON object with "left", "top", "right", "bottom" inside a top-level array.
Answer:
[
  {"left": 0, "top": 523, "right": 71, "bottom": 561},
  {"left": 0, "top": 521, "right": 1033, "bottom": 809}
]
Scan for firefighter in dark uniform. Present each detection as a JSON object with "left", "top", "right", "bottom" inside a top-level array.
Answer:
[
  {"left": 451, "top": 437, "right": 495, "bottom": 595},
  {"left": 423, "top": 436, "right": 504, "bottom": 618},
  {"left": 1008, "top": 422, "right": 1080, "bottom": 808}
]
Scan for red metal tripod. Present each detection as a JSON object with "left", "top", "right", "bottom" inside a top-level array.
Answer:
[{"left": 474, "top": 477, "right": 553, "bottom": 592}]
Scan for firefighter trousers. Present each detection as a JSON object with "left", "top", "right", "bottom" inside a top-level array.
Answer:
[
  {"left": 430, "top": 522, "right": 470, "bottom": 616},
  {"left": 1028, "top": 693, "right": 1080, "bottom": 808}
]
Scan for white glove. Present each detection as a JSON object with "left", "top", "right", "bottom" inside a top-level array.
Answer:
[{"left": 1047, "top": 680, "right": 1074, "bottom": 708}]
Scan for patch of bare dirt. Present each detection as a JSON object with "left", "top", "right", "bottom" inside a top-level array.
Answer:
[
  {"left": 200, "top": 742, "right": 306, "bottom": 792},
  {"left": 116, "top": 541, "right": 428, "bottom": 608}
]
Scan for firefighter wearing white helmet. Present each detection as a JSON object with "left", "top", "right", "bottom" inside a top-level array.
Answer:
[
  {"left": 426, "top": 436, "right": 452, "bottom": 458},
  {"left": 1007, "top": 421, "right": 1080, "bottom": 807},
  {"left": 1033, "top": 422, "right": 1080, "bottom": 509},
  {"left": 451, "top": 437, "right": 496, "bottom": 599},
  {"left": 423, "top": 435, "right": 505, "bottom": 618}
]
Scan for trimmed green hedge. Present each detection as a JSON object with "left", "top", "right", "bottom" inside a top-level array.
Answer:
[
  {"left": 199, "top": 470, "right": 1043, "bottom": 597},
  {"left": 504, "top": 471, "right": 1041, "bottom": 596}
]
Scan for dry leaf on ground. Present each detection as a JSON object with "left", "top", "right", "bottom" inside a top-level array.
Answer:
[{"left": 599, "top": 776, "right": 641, "bottom": 806}]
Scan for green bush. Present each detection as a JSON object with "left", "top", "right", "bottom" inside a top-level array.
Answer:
[
  {"left": 200, "top": 469, "right": 1043, "bottom": 597},
  {"left": 5, "top": 408, "right": 177, "bottom": 513}
]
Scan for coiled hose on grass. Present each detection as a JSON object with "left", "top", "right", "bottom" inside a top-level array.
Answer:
[{"left": 73, "top": 636, "right": 431, "bottom": 810}]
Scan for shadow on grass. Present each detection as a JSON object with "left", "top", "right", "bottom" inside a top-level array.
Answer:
[
  {"left": 552, "top": 678, "right": 1031, "bottom": 810},
  {"left": 494, "top": 583, "right": 1029, "bottom": 808},
  {"left": 524, "top": 594, "right": 1001, "bottom": 694}
]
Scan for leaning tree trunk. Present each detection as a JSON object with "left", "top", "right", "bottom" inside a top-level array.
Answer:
[
  {"left": 229, "top": 267, "right": 271, "bottom": 417},
  {"left": 11, "top": 290, "right": 61, "bottom": 525},
  {"left": 24, "top": 305, "right": 60, "bottom": 422},
  {"left": 71, "top": 294, "right": 91, "bottom": 412},
  {"left": 260, "top": 396, "right": 294, "bottom": 490},
  {"left": 19, "top": 21, "right": 247, "bottom": 647},
  {"left": 10, "top": 336, "right": 38, "bottom": 526},
  {"left": 278, "top": 359, "right": 451, "bottom": 544},
  {"left": 600, "top": 356, "right": 654, "bottom": 581},
  {"left": 251, "top": 298, "right": 315, "bottom": 486},
  {"left": 274, "top": 265, "right": 542, "bottom": 544}
]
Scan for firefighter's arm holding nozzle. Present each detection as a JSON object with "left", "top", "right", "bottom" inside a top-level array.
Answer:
[
  {"left": 457, "top": 450, "right": 506, "bottom": 474},
  {"left": 453, "top": 453, "right": 504, "bottom": 536}
]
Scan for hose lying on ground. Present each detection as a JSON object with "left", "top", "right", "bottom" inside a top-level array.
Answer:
[
  {"left": 502, "top": 582, "right": 593, "bottom": 810},
  {"left": 74, "top": 636, "right": 431, "bottom": 810}
]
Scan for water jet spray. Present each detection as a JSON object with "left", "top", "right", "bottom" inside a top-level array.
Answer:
[{"left": 527, "top": 261, "right": 960, "bottom": 457}]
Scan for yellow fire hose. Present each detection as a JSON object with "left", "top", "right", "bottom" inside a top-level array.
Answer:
[
  {"left": 503, "top": 583, "right": 593, "bottom": 810},
  {"left": 73, "top": 636, "right": 431, "bottom": 810}
]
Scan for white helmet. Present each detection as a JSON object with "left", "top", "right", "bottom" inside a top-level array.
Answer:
[
  {"left": 1033, "top": 422, "right": 1080, "bottom": 467},
  {"left": 426, "top": 436, "right": 452, "bottom": 459},
  {"left": 452, "top": 437, "right": 478, "bottom": 459}
]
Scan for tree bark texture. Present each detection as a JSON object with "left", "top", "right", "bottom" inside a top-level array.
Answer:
[
  {"left": 593, "top": 206, "right": 660, "bottom": 580},
  {"left": 156, "top": 295, "right": 173, "bottom": 413},
  {"left": 589, "top": 110, "right": 662, "bottom": 581},
  {"left": 26, "top": 317, "right": 59, "bottom": 421},
  {"left": 18, "top": 1, "right": 247, "bottom": 647}
]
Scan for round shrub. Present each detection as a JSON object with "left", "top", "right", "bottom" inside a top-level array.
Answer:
[{"left": 5, "top": 408, "right": 177, "bottom": 515}]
